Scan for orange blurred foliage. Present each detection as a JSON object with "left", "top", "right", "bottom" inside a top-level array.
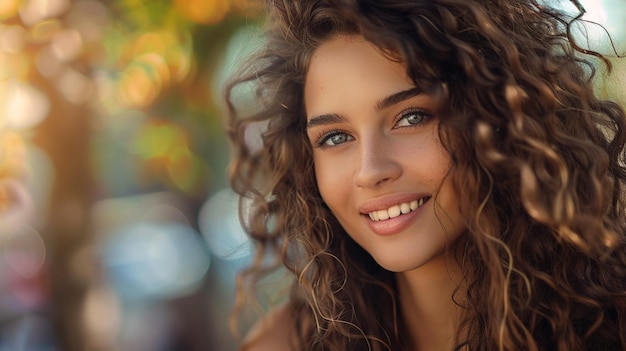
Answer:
[{"left": 174, "top": 0, "right": 230, "bottom": 25}]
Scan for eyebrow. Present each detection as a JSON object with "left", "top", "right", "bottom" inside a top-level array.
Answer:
[
  {"left": 375, "top": 87, "right": 423, "bottom": 111},
  {"left": 306, "top": 113, "right": 347, "bottom": 129},
  {"left": 306, "top": 87, "right": 423, "bottom": 129}
]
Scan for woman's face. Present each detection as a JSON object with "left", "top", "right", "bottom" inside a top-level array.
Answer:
[{"left": 304, "top": 35, "right": 465, "bottom": 272}]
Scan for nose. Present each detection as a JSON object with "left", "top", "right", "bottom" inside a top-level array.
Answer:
[{"left": 354, "top": 136, "right": 402, "bottom": 189}]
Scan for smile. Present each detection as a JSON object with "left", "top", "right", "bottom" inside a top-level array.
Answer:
[{"left": 368, "top": 196, "right": 430, "bottom": 221}]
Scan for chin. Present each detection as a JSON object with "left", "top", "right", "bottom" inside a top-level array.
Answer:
[
  {"left": 369, "top": 245, "right": 456, "bottom": 273},
  {"left": 373, "top": 256, "right": 425, "bottom": 273}
]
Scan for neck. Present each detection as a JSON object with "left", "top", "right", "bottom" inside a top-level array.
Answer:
[{"left": 396, "top": 252, "right": 465, "bottom": 351}]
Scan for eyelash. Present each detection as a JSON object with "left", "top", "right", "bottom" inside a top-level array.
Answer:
[
  {"left": 314, "top": 129, "right": 353, "bottom": 148},
  {"left": 393, "top": 107, "right": 433, "bottom": 128},
  {"left": 313, "top": 107, "right": 433, "bottom": 148}
]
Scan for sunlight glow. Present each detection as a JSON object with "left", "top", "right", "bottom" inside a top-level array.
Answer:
[{"left": 0, "top": 80, "right": 50, "bottom": 130}]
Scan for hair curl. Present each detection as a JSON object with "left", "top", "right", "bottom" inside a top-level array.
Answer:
[{"left": 224, "top": 0, "right": 626, "bottom": 350}]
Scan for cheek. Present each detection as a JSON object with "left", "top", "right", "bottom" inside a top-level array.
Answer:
[{"left": 313, "top": 156, "right": 351, "bottom": 207}]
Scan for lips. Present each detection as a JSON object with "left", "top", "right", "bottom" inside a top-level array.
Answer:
[{"left": 367, "top": 196, "right": 430, "bottom": 221}]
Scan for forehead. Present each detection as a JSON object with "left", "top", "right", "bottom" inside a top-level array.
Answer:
[{"left": 304, "top": 35, "right": 414, "bottom": 117}]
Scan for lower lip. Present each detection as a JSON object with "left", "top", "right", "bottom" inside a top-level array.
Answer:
[{"left": 365, "top": 202, "right": 426, "bottom": 236}]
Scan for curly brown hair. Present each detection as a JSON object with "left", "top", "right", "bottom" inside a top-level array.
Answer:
[{"left": 224, "top": 0, "right": 626, "bottom": 350}]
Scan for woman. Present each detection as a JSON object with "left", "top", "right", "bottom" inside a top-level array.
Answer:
[{"left": 224, "top": 0, "right": 626, "bottom": 350}]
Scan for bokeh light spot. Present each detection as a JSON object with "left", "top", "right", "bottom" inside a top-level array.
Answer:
[
  {"left": 166, "top": 149, "right": 206, "bottom": 192},
  {"left": 0, "top": 0, "right": 20, "bottom": 20},
  {"left": 82, "top": 284, "right": 121, "bottom": 350},
  {"left": 66, "top": 0, "right": 108, "bottom": 43},
  {"left": 167, "top": 47, "right": 192, "bottom": 82},
  {"left": 0, "top": 80, "right": 50, "bottom": 130},
  {"left": 0, "top": 131, "right": 28, "bottom": 178},
  {"left": 118, "top": 62, "right": 161, "bottom": 107},
  {"left": 199, "top": 188, "right": 252, "bottom": 260},
  {"left": 131, "top": 32, "right": 167, "bottom": 58},
  {"left": 0, "top": 180, "right": 33, "bottom": 233},
  {"left": 3, "top": 224, "right": 46, "bottom": 279},
  {"left": 133, "top": 122, "right": 181, "bottom": 159},
  {"left": 104, "top": 221, "right": 210, "bottom": 300},
  {"left": 58, "top": 68, "right": 93, "bottom": 104},
  {"left": 0, "top": 25, "right": 26, "bottom": 54},
  {"left": 31, "top": 19, "right": 62, "bottom": 44},
  {"left": 175, "top": 0, "right": 229, "bottom": 25},
  {"left": 20, "top": 0, "right": 71, "bottom": 27},
  {"left": 50, "top": 28, "right": 83, "bottom": 62},
  {"left": 35, "top": 46, "right": 63, "bottom": 78},
  {"left": 136, "top": 52, "right": 171, "bottom": 89}
]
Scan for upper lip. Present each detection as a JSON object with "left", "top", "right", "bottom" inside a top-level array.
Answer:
[{"left": 358, "top": 193, "right": 430, "bottom": 214}]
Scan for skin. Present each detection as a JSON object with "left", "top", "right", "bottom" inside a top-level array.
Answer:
[
  {"left": 305, "top": 35, "right": 464, "bottom": 273},
  {"left": 304, "top": 35, "right": 467, "bottom": 350},
  {"left": 247, "top": 34, "right": 468, "bottom": 351}
]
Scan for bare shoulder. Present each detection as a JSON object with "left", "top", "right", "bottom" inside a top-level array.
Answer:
[{"left": 243, "top": 304, "right": 295, "bottom": 351}]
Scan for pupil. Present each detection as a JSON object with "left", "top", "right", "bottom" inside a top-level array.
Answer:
[
  {"left": 332, "top": 134, "right": 346, "bottom": 144},
  {"left": 408, "top": 114, "right": 422, "bottom": 125}
]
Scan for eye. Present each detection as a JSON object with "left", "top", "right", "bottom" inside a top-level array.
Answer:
[
  {"left": 316, "top": 130, "right": 353, "bottom": 147},
  {"left": 394, "top": 108, "right": 432, "bottom": 128}
]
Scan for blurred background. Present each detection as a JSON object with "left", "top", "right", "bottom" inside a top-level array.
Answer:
[
  {"left": 0, "top": 0, "right": 262, "bottom": 350},
  {"left": 0, "top": 0, "right": 623, "bottom": 350}
]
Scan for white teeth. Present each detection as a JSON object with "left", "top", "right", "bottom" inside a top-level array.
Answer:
[
  {"left": 369, "top": 211, "right": 380, "bottom": 221},
  {"left": 388, "top": 205, "right": 401, "bottom": 218},
  {"left": 377, "top": 209, "right": 390, "bottom": 220},
  {"left": 368, "top": 197, "right": 429, "bottom": 222}
]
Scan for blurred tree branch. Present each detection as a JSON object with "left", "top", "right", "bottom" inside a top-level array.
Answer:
[{"left": 33, "top": 70, "right": 96, "bottom": 351}]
